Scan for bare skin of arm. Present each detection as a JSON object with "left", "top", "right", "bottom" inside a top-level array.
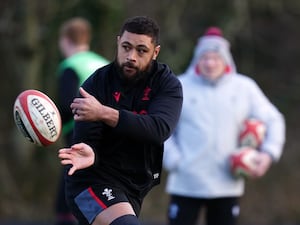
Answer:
[{"left": 71, "top": 87, "right": 119, "bottom": 127}]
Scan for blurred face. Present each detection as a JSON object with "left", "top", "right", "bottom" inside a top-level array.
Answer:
[
  {"left": 116, "top": 31, "right": 160, "bottom": 80},
  {"left": 59, "top": 36, "right": 68, "bottom": 57},
  {"left": 197, "top": 51, "right": 226, "bottom": 81},
  {"left": 59, "top": 36, "right": 74, "bottom": 58}
]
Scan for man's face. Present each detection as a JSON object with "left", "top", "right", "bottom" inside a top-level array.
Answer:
[
  {"left": 116, "top": 31, "right": 160, "bottom": 80},
  {"left": 197, "top": 51, "right": 226, "bottom": 81},
  {"left": 59, "top": 36, "right": 69, "bottom": 57}
]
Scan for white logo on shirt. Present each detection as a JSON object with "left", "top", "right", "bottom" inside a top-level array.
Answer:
[{"left": 153, "top": 173, "right": 159, "bottom": 179}]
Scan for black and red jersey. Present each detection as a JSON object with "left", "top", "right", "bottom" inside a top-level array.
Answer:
[{"left": 65, "top": 60, "right": 183, "bottom": 199}]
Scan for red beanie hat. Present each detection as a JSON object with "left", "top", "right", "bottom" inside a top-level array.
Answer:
[
  {"left": 204, "top": 26, "right": 223, "bottom": 37},
  {"left": 187, "top": 26, "right": 236, "bottom": 75}
]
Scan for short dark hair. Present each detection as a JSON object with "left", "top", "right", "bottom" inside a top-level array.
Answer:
[{"left": 119, "top": 16, "right": 160, "bottom": 46}]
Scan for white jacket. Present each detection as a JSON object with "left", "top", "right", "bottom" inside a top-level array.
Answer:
[{"left": 163, "top": 72, "right": 285, "bottom": 198}]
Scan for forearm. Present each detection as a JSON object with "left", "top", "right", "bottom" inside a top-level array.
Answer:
[{"left": 101, "top": 105, "right": 119, "bottom": 127}]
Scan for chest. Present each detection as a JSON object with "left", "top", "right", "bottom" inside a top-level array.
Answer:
[
  {"left": 181, "top": 80, "right": 250, "bottom": 122},
  {"left": 106, "top": 80, "right": 155, "bottom": 114}
]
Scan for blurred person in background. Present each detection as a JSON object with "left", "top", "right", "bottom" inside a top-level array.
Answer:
[
  {"left": 163, "top": 26, "right": 285, "bottom": 225},
  {"left": 56, "top": 17, "right": 109, "bottom": 225},
  {"left": 57, "top": 16, "right": 183, "bottom": 225}
]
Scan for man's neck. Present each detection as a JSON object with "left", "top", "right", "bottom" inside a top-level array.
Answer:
[{"left": 66, "top": 44, "right": 89, "bottom": 57}]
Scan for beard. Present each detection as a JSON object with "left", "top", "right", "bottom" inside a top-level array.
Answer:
[{"left": 115, "top": 58, "right": 153, "bottom": 82}]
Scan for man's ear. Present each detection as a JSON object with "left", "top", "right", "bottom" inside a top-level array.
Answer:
[{"left": 153, "top": 45, "right": 161, "bottom": 60}]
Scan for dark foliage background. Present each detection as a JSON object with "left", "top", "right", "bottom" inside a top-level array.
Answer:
[{"left": 0, "top": 0, "right": 299, "bottom": 224}]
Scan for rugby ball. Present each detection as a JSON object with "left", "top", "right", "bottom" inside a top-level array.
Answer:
[
  {"left": 13, "top": 89, "right": 62, "bottom": 146},
  {"left": 239, "top": 118, "right": 266, "bottom": 149},
  {"left": 230, "top": 147, "right": 258, "bottom": 178}
]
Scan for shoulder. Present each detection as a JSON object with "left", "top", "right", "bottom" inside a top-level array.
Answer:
[
  {"left": 231, "top": 73, "right": 256, "bottom": 83},
  {"left": 85, "top": 51, "right": 110, "bottom": 64},
  {"left": 224, "top": 74, "right": 270, "bottom": 101},
  {"left": 81, "top": 63, "right": 113, "bottom": 92},
  {"left": 60, "top": 68, "right": 78, "bottom": 80},
  {"left": 86, "top": 63, "right": 113, "bottom": 81},
  {"left": 154, "top": 62, "right": 182, "bottom": 88},
  {"left": 177, "top": 72, "right": 192, "bottom": 83},
  {"left": 228, "top": 73, "right": 261, "bottom": 89}
]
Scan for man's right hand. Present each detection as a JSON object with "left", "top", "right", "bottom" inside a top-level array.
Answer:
[{"left": 58, "top": 142, "right": 95, "bottom": 175}]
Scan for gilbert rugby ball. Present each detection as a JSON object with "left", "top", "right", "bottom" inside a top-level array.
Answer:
[
  {"left": 230, "top": 147, "right": 258, "bottom": 178},
  {"left": 239, "top": 118, "right": 266, "bottom": 149},
  {"left": 13, "top": 89, "right": 62, "bottom": 146}
]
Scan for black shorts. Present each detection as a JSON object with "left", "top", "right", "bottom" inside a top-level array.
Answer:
[
  {"left": 167, "top": 195, "right": 240, "bottom": 225},
  {"left": 67, "top": 184, "right": 142, "bottom": 225}
]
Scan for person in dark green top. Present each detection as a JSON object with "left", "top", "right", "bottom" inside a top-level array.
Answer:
[{"left": 55, "top": 17, "right": 109, "bottom": 225}]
